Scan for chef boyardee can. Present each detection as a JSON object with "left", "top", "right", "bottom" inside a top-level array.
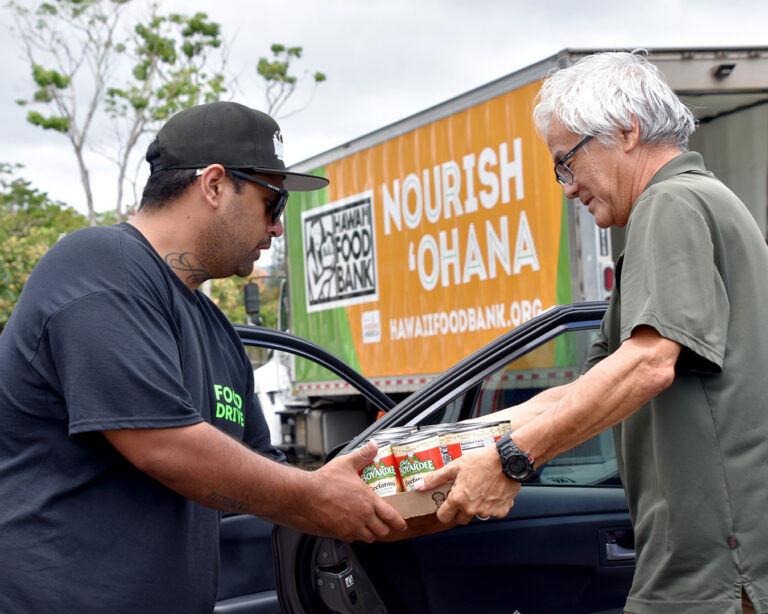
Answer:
[
  {"left": 440, "top": 423, "right": 496, "bottom": 461},
  {"left": 489, "top": 419, "right": 511, "bottom": 441},
  {"left": 457, "top": 424, "right": 496, "bottom": 454},
  {"left": 358, "top": 441, "right": 401, "bottom": 497},
  {"left": 417, "top": 423, "right": 455, "bottom": 465},
  {"left": 392, "top": 432, "right": 445, "bottom": 492}
]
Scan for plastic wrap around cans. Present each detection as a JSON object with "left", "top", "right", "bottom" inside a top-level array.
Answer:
[
  {"left": 392, "top": 432, "right": 445, "bottom": 492},
  {"left": 375, "top": 426, "right": 417, "bottom": 443},
  {"left": 357, "top": 441, "right": 402, "bottom": 496},
  {"left": 440, "top": 424, "right": 496, "bottom": 462},
  {"left": 417, "top": 423, "right": 452, "bottom": 433}
]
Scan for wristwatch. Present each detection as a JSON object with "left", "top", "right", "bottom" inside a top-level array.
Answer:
[{"left": 496, "top": 434, "right": 537, "bottom": 482}]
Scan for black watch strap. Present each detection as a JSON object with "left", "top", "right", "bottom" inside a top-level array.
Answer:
[{"left": 496, "top": 434, "right": 537, "bottom": 482}]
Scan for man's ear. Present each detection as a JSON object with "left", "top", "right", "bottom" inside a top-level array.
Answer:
[
  {"left": 621, "top": 117, "right": 642, "bottom": 153},
  {"left": 197, "top": 165, "right": 228, "bottom": 209}
]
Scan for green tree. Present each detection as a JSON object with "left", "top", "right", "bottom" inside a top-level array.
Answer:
[
  {"left": 8, "top": 4, "right": 325, "bottom": 327},
  {"left": 257, "top": 43, "right": 327, "bottom": 119},
  {"left": 104, "top": 7, "right": 227, "bottom": 219},
  {"left": 9, "top": 0, "right": 133, "bottom": 225},
  {"left": 0, "top": 163, "right": 88, "bottom": 330}
]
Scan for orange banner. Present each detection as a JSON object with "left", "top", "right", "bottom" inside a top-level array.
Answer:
[{"left": 301, "top": 80, "right": 563, "bottom": 377}]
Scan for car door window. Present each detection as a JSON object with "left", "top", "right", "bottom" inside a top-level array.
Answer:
[{"left": 418, "top": 327, "right": 619, "bottom": 486}]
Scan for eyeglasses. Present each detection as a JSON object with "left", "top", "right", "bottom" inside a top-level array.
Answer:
[
  {"left": 554, "top": 135, "right": 594, "bottom": 185},
  {"left": 227, "top": 169, "right": 289, "bottom": 223}
]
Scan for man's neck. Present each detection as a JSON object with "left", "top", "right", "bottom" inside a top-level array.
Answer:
[
  {"left": 628, "top": 145, "right": 683, "bottom": 205},
  {"left": 128, "top": 210, "right": 210, "bottom": 292}
]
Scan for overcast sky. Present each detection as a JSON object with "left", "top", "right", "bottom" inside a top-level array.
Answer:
[{"left": 2, "top": 0, "right": 767, "bottom": 217}]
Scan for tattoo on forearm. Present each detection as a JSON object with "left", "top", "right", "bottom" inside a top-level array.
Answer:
[
  {"left": 207, "top": 491, "right": 253, "bottom": 513},
  {"left": 164, "top": 252, "right": 209, "bottom": 286}
]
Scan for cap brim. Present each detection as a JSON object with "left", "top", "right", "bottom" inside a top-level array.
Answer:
[{"left": 252, "top": 168, "right": 328, "bottom": 192}]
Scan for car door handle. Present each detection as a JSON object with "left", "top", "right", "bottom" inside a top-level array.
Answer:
[
  {"left": 605, "top": 541, "right": 636, "bottom": 561},
  {"left": 601, "top": 527, "right": 635, "bottom": 563}
]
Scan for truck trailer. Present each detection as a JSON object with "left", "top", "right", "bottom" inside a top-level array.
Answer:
[{"left": 254, "top": 46, "right": 768, "bottom": 461}]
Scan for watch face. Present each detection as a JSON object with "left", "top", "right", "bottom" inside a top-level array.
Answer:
[{"left": 508, "top": 456, "right": 529, "bottom": 475}]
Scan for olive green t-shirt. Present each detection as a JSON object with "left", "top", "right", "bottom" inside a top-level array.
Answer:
[{"left": 586, "top": 152, "right": 768, "bottom": 614}]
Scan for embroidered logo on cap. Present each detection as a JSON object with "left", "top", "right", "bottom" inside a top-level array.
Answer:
[{"left": 273, "top": 130, "right": 284, "bottom": 161}]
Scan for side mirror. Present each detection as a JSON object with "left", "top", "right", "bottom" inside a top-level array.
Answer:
[{"left": 244, "top": 282, "right": 260, "bottom": 315}]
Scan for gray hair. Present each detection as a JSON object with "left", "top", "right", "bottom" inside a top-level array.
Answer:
[{"left": 533, "top": 51, "right": 696, "bottom": 150}]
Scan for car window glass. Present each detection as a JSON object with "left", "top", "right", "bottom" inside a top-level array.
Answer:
[
  {"left": 419, "top": 397, "right": 464, "bottom": 426},
  {"left": 418, "top": 327, "right": 620, "bottom": 487},
  {"left": 470, "top": 327, "right": 596, "bottom": 419}
]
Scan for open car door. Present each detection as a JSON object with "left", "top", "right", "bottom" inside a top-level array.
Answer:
[
  {"left": 273, "top": 302, "right": 635, "bottom": 614},
  {"left": 216, "top": 326, "right": 394, "bottom": 613}
]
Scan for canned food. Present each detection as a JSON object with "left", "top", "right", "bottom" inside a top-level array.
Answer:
[
  {"left": 392, "top": 432, "right": 445, "bottom": 491},
  {"left": 440, "top": 423, "right": 496, "bottom": 462},
  {"left": 489, "top": 420, "right": 511, "bottom": 441},
  {"left": 417, "top": 423, "right": 454, "bottom": 464},
  {"left": 358, "top": 441, "right": 402, "bottom": 496}
]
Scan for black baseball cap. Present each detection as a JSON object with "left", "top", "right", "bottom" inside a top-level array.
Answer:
[{"left": 148, "top": 101, "right": 328, "bottom": 192}]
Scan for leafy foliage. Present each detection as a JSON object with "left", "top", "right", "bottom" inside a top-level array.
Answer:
[
  {"left": 7, "top": 6, "right": 326, "bottom": 331},
  {"left": 108, "top": 9, "right": 225, "bottom": 120},
  {"left": 104, "top": 7, "right": 227, "bottom": 219},
  {"left": 258, "top": 43, "right": 327, "bottom": 118},
  {"left": 0, "top": 163, "right": 88, "bottom": 330},
  {"left": 9, "top": 0, "right": 133, "bottom": 225}
]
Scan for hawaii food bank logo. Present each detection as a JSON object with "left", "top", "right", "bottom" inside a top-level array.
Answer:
[{"left": 302, "top": 190, "right": 379, "bottom": 312}]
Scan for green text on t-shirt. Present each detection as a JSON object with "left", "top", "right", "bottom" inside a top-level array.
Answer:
[{"left": 213, "top": 384, "right": 244, "bottom": 427}]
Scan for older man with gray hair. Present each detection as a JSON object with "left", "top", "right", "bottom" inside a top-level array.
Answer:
[{"left": 419, "top": 51, "right": 768, "bottom": 613}]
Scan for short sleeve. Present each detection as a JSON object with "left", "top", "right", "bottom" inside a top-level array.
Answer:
[
  {"left": 620, "top": 191, "right": 729, "bottom": 372},
  {"left": 583, "top": 320, "right": 611, "bottom": 373},
  {"left": 44, "top": 290, "right": 203, "bottom": 435}
]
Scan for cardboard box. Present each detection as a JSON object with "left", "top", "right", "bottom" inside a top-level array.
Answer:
[
  {"left": 376, "top": 484, "right": 457, "bottom": 542},
  {"left": 383, "top": 484, "right": 452, "bottom": 518}
]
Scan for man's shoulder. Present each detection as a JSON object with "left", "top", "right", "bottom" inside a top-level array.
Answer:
[
  {"left": 57, "top": 222, "right": 141, "bottom": 247},
  {"left": 633, "top": 160, "right": 742, "bottom": 228},
  {"left": 643, "top": 152, "right": 736, "bottom": 203},
  {"left": 46, "top": 223, "right": 127, "bottom": 261},
  {"left": 26, "top": 223, "right": 169, "bottom": 309},
  {"left": 51, "top": 223, "right": 161, "bottom": 270}
]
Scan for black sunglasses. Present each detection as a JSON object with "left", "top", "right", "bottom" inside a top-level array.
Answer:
[
  {"left": 553, "top": 135, "right": 594, "bottom": 185},
  {"left": 227, "top": 169, "right": 289, "bottom": 223}
]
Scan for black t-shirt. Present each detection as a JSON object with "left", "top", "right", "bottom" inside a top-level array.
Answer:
[{"left": 0, "top": 223, "right": 283, "bottom": 612}]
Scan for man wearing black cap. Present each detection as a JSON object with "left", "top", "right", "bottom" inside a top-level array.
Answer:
[{"left": 0, "top": 102, "right": 406, "bottom": 612}]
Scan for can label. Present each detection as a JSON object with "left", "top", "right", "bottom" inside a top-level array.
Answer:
[
  {"left": 358, "top": 443, "right": 401, "bottom": 496},
  {"left": 418, "top": 424, "right": 454, "bottom": 465},
  {"left": 491, "top": 420, "right": 511, "bottom": 441},
  {"left": 440, "top": 425, "right": 496, "bottom": 462},
  {"left": 458, "top": 425, "right": 495, "bottom": 454},
  {"left": 393, "top": 433, "right": 445, "bottom": 491}
]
